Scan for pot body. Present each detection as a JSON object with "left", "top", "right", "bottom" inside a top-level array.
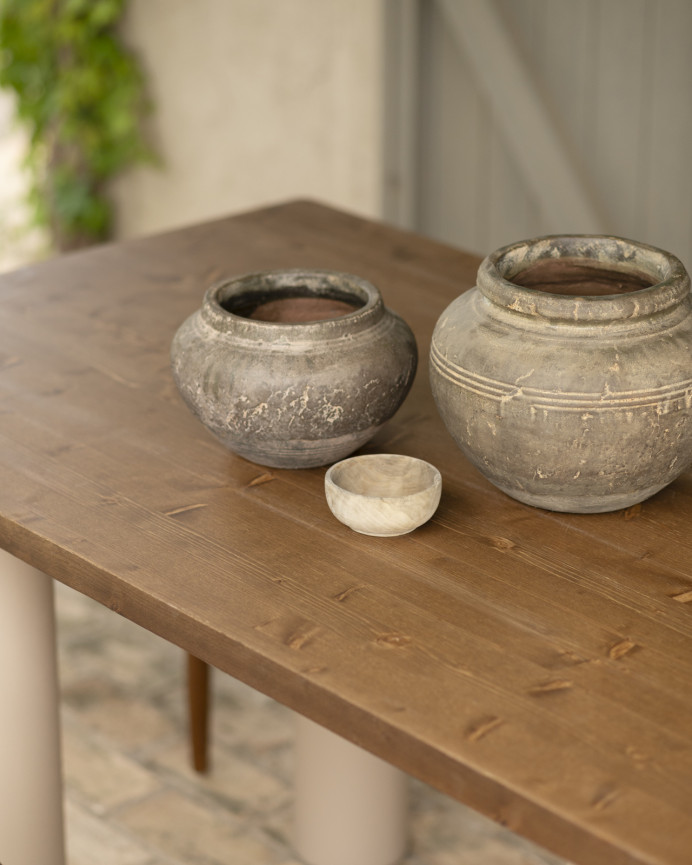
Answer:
[
  {"left": 430, "top": 235, "right": 692, "bottom": 512},
  {"left": 171, "top": 269, "right": 417, "bottom": 468}
]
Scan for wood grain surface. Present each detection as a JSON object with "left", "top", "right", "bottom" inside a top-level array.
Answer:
[{"left": 1, "top": 200, "right": 691, "bottom": 865}]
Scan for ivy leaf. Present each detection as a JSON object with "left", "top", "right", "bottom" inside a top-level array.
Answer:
[{"left": 0, "top": 0, "right": 154, "bottom": 250}]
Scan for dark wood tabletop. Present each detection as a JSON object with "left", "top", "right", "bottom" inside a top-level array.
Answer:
[{"left": 1, "top": 200, "right": 690, "bottom": 865}]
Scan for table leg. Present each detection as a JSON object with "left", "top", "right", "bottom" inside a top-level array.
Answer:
[
  {"left": 0, "top": 549, "right": 65, "bottom": 865},
  {"left": 293, "top": 714, "right": 409, "bottom": 865},
  {"left": 187, "top": 653, "right": 211, "bottom": 773}
]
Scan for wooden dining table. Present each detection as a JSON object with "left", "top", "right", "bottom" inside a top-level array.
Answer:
[{"left": 1, "top": 200, "right": 691, "bottom": 865}]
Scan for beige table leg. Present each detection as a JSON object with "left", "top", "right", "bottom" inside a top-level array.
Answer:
[
  {"left": 294, "top": 714, "right": 409, "bottom": 865},
  {"left": 0, "top": 549, "right": 65, "bottom": 865}
]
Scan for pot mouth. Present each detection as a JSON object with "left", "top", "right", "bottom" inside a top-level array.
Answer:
[
  {"left": 201, "top": 269, "right": 383, "bottom": 337},
  {"left": 478, "top": 235, "right": 690, "bottom": 322}
]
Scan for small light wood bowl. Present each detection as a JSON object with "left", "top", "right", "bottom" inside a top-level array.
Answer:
[{"left": 325, "top": 454, "right": 442, "bottom": 537}]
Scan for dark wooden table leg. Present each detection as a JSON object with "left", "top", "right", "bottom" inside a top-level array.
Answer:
[{"left": 187, "top": 653, "right": 211, "bottom": 773}]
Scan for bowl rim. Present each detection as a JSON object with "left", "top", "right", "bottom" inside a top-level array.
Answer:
[{"left": 325, "top": 453, "right": 442, "bottom": 501}]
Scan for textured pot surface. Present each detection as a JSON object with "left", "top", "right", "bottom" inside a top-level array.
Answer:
[
  {"left": 171, "top": 269, "right": 417, "bottom": 468},
  {"left": 430, "top": 235, "right": 692, "bottom": 513}
]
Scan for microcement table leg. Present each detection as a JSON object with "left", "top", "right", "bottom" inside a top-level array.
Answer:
[
  {"left": 0, "top": 549, "right": 65, "bottom": 865},
  {"left": 294, "top": 714, "right": 409, "bottom": 865}
]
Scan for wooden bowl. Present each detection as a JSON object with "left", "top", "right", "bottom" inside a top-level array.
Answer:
[{"left": 325, "top": 454, "right": 441, "bottom": 537}]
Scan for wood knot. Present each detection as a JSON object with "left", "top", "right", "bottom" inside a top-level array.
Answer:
[
  {"left": 465, "top": 716, "right": 504, "bottom": 742},
  {"left": 607, "top": 638, "right": 637, "bottom": 660},
  {"left": 164, "top": 503, "right": 207, "bottom": 516},
  {"left": 375, "top": 633, "right": 412, "bottom": 649},
  {"left": 556, "top": 650, "right": 589, "bottom": 667},
  {"left": 624, "top": 503, "right": 642, "bottom": 520},
  {"left": 625, "top": 745, "right": 649, "bottom": 766},
  {"left": 247, "top": 472, "right": 276, "bottom": 488},
  {"left": 528, "top": 679, "right": 573, "bottom": 697},
  {"left": 286, "top": 625, "right": 320, "bottom": 651},
  {"left": 545, "top": 650, "right": 589, "bottom": 669},
  {"left": 333, "top": 585, "right": 365, "bottom": 603},
  {"left": 489, "top": 536, "right": 517, "bottom": 551},
  {"left": 591, "top": 784, "right": 619, "bottom": 811}
]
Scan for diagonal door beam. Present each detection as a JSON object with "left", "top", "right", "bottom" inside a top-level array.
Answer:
[{"left": 437, "top": 0, "right": 606, "bottom": 231}]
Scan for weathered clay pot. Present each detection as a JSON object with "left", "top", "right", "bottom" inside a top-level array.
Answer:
[
  {"left": 171, "top": 269, "right": 417, "bottom": 468},
  {"left": 430, "top": 235, "right": 692, "bottom": 513}
]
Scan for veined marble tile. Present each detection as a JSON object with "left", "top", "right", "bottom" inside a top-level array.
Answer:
[
  {"left": 62, "top": 711, "right": 163, "bottom": 815},
  {"left": 64, "top": 800, "right": 156, "bottom": 865},
  {"left": 114, "top": 789, "right": 279, "bottom": 865},
  {"left": 152, "top": 740, "right": 290, "bottom": 816},
  {"left": 71, "top": 693, "right": 178, "bottom": 752}
]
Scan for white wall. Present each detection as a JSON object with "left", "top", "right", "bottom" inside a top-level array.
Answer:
[{"left": 112, "top": 0, "right": 385, "bottom": 239}]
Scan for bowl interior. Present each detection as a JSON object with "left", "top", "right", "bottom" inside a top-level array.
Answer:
[{"left": 329, "top": 454, "right": 439, "bottom": 499}]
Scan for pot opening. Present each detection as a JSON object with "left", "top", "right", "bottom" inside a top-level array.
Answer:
[
  {"left": 510, "top": 259, "right": 655, "bottom": 296},
  {"left": 222, "top": 289, "right": 365, "bottom": 323}
]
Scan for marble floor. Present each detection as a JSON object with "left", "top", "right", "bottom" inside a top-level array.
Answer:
[{"left": 55, "top": 580, "right": 571, "bottom": 865}]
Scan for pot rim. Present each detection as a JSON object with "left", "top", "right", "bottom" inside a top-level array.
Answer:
[
  {"left": 477, "top": 234, "right": 690, "bottom": 323},
  {"left": 200, "top": 268, "right": 384, "bottom": 338}
]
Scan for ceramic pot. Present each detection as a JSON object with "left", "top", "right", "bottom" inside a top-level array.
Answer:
[
  {"left": 430, "top": 235, "right": 692, "bottom": 513},
  {"left": 171, "top": 269, "right": 417, "bottom": 468}
]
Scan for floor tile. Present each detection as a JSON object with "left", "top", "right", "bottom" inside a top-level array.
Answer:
[
  {"left": 73, "top": 693, "right": 179, "bottom": 752},
  {"left": 64, "top": 800, "right": 156, "bottom": 865},
  {"left": 115, "top": 789, "right": 278, "bottom": 865},
  {"left": 152, "top": 739, "right": 290, "bottom": 816},
  {"left": 62, "top": 712, "right": 163, "bottom": 815}
]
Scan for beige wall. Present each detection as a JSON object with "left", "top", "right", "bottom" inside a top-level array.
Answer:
[{"left": 112, "top": 0, "right": 385, "bottom": 239}]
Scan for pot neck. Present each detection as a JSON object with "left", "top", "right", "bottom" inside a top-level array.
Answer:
[
  {"left": 200, "top": 269, "right": 385, "bottom": 341},
  {"left": 477, "top": 235, "right": 690, "bottom": 325}
]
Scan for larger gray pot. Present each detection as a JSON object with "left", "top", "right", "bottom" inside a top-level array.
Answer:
[
  {"left": 171, "top": 269, "right": 417, "bottom": 468},
  {"left": 430, "top": 235, "right": 692, "bottom": 513}
]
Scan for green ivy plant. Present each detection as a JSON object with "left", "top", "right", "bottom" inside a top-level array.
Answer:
[{"left": 0, "top": 0, "right": 153, "bottom": 251}]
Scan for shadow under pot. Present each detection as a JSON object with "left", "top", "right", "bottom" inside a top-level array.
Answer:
[
  {"left": 430, "top": 234, "right": 692, "bottom": 513},
  {"left": 171, "top": 269, "right": 418, "bottom": 468}
]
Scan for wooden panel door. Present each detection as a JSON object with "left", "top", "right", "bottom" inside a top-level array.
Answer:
[{"left": 384, "top": 0, "right": 692, "bottom": 269}]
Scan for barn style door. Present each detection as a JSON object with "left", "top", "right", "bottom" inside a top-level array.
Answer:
[{"left": 384, "top": 0, "right": 692, "bottom": 269}]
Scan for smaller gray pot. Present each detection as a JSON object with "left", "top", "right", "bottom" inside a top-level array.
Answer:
[{"left": 170, "top": 269, "right": 417, "bottom": 468}]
